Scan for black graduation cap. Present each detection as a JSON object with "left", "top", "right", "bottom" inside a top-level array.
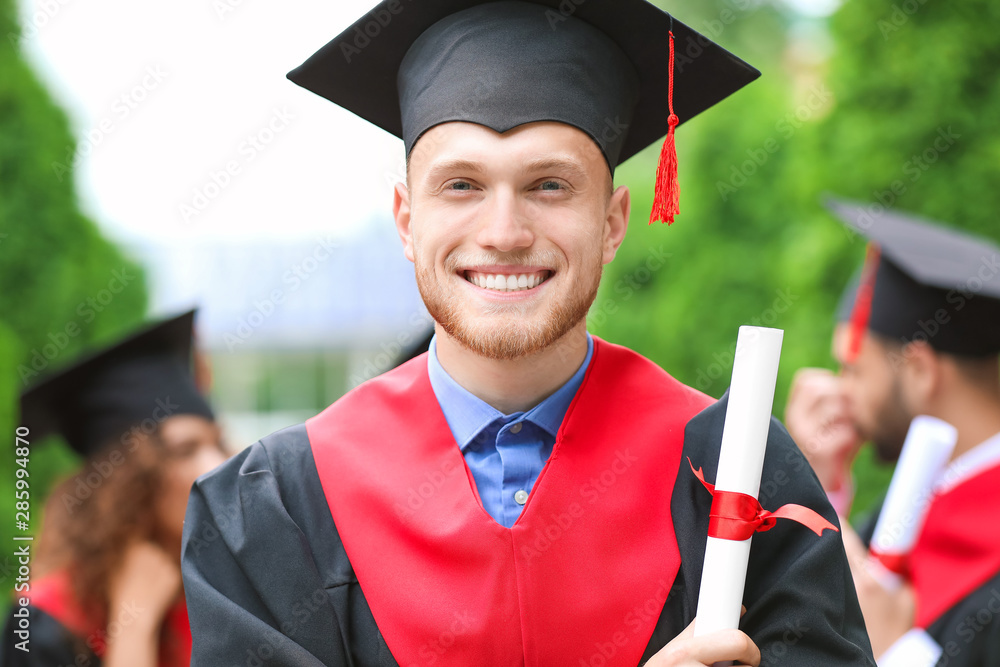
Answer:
[
  {"left": 19, "top": 310, "right": 215, "bottom": 456},
  {"left": 827, "top": 197, "right": 1000, "bottom": 357},
  {"left": 287, "top": 0, "right": 760, "bottom": 223},
  {"left": 835, "top": 269, "right": 862, "bottom": 324}
]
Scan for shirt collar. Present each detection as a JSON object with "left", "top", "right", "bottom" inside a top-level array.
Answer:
[{"left": 427, "top": 334, "right": 593, "bottom": 450}]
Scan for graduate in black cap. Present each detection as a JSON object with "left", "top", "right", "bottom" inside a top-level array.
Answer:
[
  {"left": 787, "top": 198, "right": 1000, "bottom": 665},
  {"left": 181, "top": 3, "right": 874, "bottom": 665},
  {"left": 3, "top": 310, "right": 228, "bottom": 667}
]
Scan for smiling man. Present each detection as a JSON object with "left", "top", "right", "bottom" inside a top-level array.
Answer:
[{"left": 180, "top": 2, "right": 874, "bottom": 665}]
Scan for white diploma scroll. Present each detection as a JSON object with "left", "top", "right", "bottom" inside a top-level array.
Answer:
[
  {"left": 693, "top": 326, "right": 784, "bottom": 639},
  {"left": 868, "top": 415, "right": 958, "bottom": 590}
]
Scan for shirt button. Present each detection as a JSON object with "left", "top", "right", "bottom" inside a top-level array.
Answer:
[
  {"left": 514, "top": 490, "right": 529, "bottom": 505},
  {"left": 510, "top": 422, "right": 523, "bottom": 434}
]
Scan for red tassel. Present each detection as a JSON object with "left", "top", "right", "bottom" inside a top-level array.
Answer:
[
  {"left": 649, "top": 31, "right": 680, "bottom": 225},
  {"left": 846, "top": 244, "right": 881, "bottom": 363}
]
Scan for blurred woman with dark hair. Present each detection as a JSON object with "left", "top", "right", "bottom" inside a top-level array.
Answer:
[{"left": 3, "top": 310, "right": 228, "bottom": 667}]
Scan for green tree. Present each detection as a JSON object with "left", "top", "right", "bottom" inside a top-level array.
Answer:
[
  {"left": 0, "top": 0, "right": 148, "bottom": 594},
  {"left": 594, "top": 0, "right": 1000, "bottom": 518}
]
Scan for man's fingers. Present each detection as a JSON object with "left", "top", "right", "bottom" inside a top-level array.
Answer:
[
  {"left": 692, "top": 629, "right": 760, "bottom": 666},
  {"left": 649, "top": 627, "right": 760, "bottom": 667}
]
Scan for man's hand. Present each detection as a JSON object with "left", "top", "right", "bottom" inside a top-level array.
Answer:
[
  {"left": 785, "top": 368, "right": 862, "bottom": 494},
  {"left": 840, "top": 521, "right": 915, "bottom": 659},
  {"left": 646, "top": 616, "right": 760, "bottom": 666}
]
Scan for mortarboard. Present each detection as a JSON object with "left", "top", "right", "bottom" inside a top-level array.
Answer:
[
  {"left": 827, "top": 198, "right": 1000, "bottom": 358},
  {"left": 287, "top": 0, "right": 760, "bottom": 224},
  {"left": 19, "top": 310, "right": 215, "bottom": 456}
]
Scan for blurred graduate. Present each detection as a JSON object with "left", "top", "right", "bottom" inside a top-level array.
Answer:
[
  {"left": 180, "top": 2, "right": 875, "bottom": 665},
  {"left": 786, "top": 200, "right": 1000, "bottom": 664},
  {"left": 2, "top": 310, "right": 228, "bottom": 667}
]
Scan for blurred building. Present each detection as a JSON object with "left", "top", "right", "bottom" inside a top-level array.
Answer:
[{"left": 126, "top": 219, "right": 431, "bottom": 448}]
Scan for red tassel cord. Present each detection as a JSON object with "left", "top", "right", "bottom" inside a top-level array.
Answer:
[
  {"left": 649, "top": 31, "right": 680, "bottom": 225},
  {"left": 845, "top": 244, "right": 881, "bottom": 363}
]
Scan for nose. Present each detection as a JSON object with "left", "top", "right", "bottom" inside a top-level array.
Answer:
[{"left": 474, "top": 187, "right": 534, "bottom": 252}]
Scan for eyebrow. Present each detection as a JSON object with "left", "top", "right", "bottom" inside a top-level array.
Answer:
[
  {"left": 424, "top": 159, "right": 488, "bottom": 184},
  {"left": 520, "top": 156, "right": 589, "bottom": 182},
  {"left": 424, "top": 156, "right": 590, "bottom": 184}
]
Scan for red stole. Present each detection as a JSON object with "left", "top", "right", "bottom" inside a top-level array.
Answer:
[
  {"left": 911, "top": 461, "right": 1000, "bottom": 628},
  {"left": 307, "top": 337, "right": 713, "bottom": 666},
  {"left": 26, "top": 569, "right": 192, "bottom": 666}
]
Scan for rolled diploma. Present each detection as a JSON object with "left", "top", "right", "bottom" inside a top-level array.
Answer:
[
  {"left": 868, "top": 415, "right": 957, "bottom": 590},
  {"left": 693, "top": 326, "right": 784, "bottom": 638}
]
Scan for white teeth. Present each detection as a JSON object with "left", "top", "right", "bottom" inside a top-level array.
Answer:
[{"left": 466, "top": 271, "right": 548, "bottom": 292}]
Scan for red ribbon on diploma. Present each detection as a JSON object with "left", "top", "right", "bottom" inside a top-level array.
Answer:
[
  {"left": 869, "top": 550, "right": 910, "bottom": 578},
  {"left": 688, "top": 459, "right": 839, "bottom": 541}
]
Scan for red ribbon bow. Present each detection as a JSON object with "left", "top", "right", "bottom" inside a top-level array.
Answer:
[{"left": 688, "top": 458, "right": 839, "bottom": 541}]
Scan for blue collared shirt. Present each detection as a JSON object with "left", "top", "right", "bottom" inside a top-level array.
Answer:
[{"left": 427, "top": 334, "right": 594, "bottom": 528}]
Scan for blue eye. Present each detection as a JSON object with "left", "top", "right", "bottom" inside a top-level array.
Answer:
[
  {"left": 449, "top": 181, "right": 473, "bottom": 191},
  {"left": 539, "top": 181, "right": 563, "bottom": 191}
]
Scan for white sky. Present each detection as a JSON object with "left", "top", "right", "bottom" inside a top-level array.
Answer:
[
  {"left": 18, "top": 0, "right": 838, "bottom": 246},
  {"left": 18, "top": 0, "right": 405, "bottom": 245}
]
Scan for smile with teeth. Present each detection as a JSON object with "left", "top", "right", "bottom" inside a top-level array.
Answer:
[{"left": 464, "top": 270, "right": 552, "bottom": 292}]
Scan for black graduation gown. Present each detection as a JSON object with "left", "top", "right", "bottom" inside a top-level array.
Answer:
[
  {"left": 0, "top": 606, "right": 101, "bottom": 667},
  {"left": 925, "top": 570, "right": 1000, "bottom": 666},
  {"left": 181, "top": 390, "right": 874, "bottom": 666}
]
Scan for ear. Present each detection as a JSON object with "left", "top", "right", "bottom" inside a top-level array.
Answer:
[
  {"left": 393, "top": 181, "right": 415, "bottom": 263},
  {"left": 899, "top": 340, "right": 942, "bottom": 410},
  {"left": 602, "top": 184, "right": 631, "bottom": 265}
]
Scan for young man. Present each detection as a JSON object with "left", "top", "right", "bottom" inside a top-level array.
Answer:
[
  {"left": 181, "top": 3, "right": 874, "bottom": 665},
  {"left": 787, "top": 199, "right": 1000, "bottom": 665}
]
